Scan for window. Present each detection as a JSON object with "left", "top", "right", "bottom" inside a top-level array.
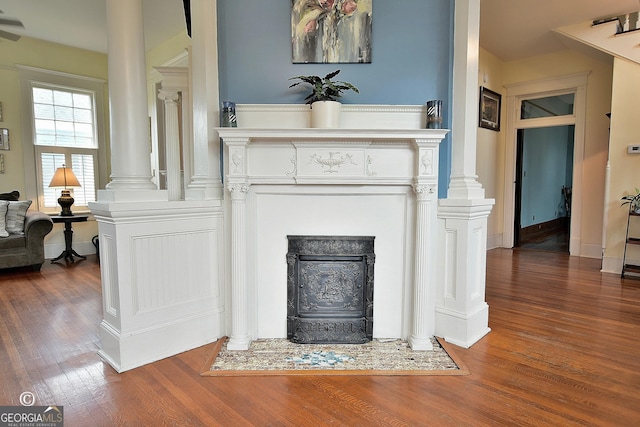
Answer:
[
  {"left": 33, "top": 85, "right": 98, "bottom": 212},
  {"left": 18, "top": 65, "right": 106, "bottom": 214},
  {"left": 520, "top": 93, "right": 575, "bottom": 119}
]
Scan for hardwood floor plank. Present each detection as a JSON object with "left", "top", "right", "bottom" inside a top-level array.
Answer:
[{"left": 1, "top": 250, "right": 640, "bottom": 426}]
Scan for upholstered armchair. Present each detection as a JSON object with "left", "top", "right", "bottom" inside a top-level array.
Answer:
[{"left": 0, "top": 191, "right": 53, "bottom": 271}]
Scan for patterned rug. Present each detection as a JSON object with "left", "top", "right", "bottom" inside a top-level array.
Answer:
[{"left": 201, "top": 337, "right": 468, "bottom": 376}]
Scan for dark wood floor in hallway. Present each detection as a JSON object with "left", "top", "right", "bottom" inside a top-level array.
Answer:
[{"left": 1, "top": 249, "right": 639, "bottom": 426}]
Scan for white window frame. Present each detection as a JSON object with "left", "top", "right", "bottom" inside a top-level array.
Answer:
[{"left": 18, "top": 65, "right": 107, "bottom": 214}]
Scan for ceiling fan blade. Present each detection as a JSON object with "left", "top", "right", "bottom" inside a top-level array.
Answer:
[
  {"left": 0, "top": 29, "right": 21, "bottom": 41},
  {"left": 0, "top": 17, "right": 23, "bottom": 27}
]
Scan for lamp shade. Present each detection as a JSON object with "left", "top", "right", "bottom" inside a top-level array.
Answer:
[{"left": 49, "top": 166, "right": 81, "bottom": 188}]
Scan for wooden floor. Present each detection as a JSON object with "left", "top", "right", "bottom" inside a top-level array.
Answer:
[{"left": 1, "top": 249, "right": 639, "bottom": 426}]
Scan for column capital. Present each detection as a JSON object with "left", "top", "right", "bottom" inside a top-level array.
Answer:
[
  {"left": 157, "top": 89, "right": 181, "bottom": 103},
  {"left": 412, "top": 183, "right": 437, "bottom": 200},
  {"left": 227, "top": 183, "right": 250, "bottom": 199}
]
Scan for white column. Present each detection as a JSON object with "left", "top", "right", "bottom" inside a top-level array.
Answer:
[
  {"left": 158, "top": 89, "right": 183, "bottom": 200},
  {"left": 186, "top": 0, "right": 223, "bottom": 200},
  {"left": 104, "top": 0, "right": 157, "bottom": 195},
  {"left": 409, "top": 185, "right": 436, "bottom": 350},
  {"left": 436, "top": 0, "right": 494, "bottom": 348},
  {"left": 447, "top": 0, "right": 485, "bottom": 200},
  {"left": 409, "top": 138, "right": 440, "bottom": 351},
  {"left": 227, "top": 183, "right": 252, "bottom": 350},
  {"left": 155, "top": 66, "right": 191, "bottom": 200}
]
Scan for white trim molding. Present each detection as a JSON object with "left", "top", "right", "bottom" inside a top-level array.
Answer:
[{"left": 502, "top": 72, "right": 590, "bottom": 256}]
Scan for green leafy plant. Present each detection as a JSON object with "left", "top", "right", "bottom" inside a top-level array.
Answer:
[
  {"left": 621, "top": 188, "right": 640, "bottom": 212},
  {"left": 288, "top": 69, "right": 359, "bottom": 104}
]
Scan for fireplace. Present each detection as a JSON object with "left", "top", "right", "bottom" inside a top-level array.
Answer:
[
  {"left": 286, "top": 236, "right": 375, "bottom": 344},
  {"left": 218, "top": 127, "right": 454, "bottom": 352}
]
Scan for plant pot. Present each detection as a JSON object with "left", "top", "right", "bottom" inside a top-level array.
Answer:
[{"left": 310, "top": 101, "right": 342, "bottom": 128}]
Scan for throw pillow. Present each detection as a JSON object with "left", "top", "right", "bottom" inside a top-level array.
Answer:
[
  {"left": 6, "top": 200, "right": 32, "bottom": 235},
  {"left": 0, "top": 201, "right": 8, "bottom": 237},
  {"left": 0, "top": 190, "right": 20, "bottom": 201}
]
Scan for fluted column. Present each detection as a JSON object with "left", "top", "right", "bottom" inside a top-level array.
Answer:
[
  {"left": 409, "top": 183, "right": 437, "bottom": 350},
  {"left": 409, "top": 138, "right": 440, "bottom": 351},
  {"left": 104, "top": 0, "right": 156, "bottom": 191},
  {"left": 158, "top": 89, "right": 183, "bottom": 200},
  {"left": 227, "top": 183, "right": 251, "bottom": 350}
]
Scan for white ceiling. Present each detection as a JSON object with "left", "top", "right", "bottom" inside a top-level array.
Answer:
[
  {"left": 480, "top": 0, "right": 639, "bottom": 60},
  {"left": 0, "top": 0, "right": 638, "bottom": 59},
  {"left": 0, "top": 0, "right": 187, "bottom": 53}
]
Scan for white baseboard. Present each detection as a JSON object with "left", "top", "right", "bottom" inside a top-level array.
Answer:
[
  {"left": 487, "top": 234, "right": 502, "bottom": 250},
  {"left": 45, "top": 240, "right": 97, "bottom": 259},
  {"left": 601, "top": 256, "right": 621, "bottom": 274},
  {"left": 580, "top": 243, "right": 603, "bottom": 259},
  {"left": 602, "top": 254, "right": 640, "bottom": 275},
  {"left": 99, "top": 310, "right": 223, "bottom": 373}
]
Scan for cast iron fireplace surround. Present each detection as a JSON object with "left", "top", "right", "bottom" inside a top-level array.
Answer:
[{"left": 287, "top": 235, "right": 375, "bottom": 344}]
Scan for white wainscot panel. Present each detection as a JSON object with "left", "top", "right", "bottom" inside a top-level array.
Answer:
[{"left": 130, "top": 228, "right": 222, "bottom": 329}]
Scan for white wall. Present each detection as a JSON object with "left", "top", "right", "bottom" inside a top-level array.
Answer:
[
  {"left": 603, "top": 58, "right": 640, "bottom": 272},
  {"left": 477, "top": 48, "right": 505, "bottom": 249},
  {"left": 478, "top": 49, "right": 613, "bottom": 255}
]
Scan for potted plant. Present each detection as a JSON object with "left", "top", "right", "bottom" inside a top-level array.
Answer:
[
  {"left": 288, "top": 69, "right": 359, "bottom": 128},
  {"left": 621, "top": 188, "right": 640, "bottom": 213}
]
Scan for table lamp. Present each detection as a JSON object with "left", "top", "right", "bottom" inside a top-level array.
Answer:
[{"left": 48, "top": 165, "right": 81, "bottom": 216}]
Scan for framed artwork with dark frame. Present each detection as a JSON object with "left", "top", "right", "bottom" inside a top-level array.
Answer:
[
  {"left": 291, "top": 0, "right": 373, "bottom": 64},
  {"left": 479, "top": 86, "right": 501, "bottom": 131},
  {"left": 0, "top": 128, "right": 9, "bottom": 150}
]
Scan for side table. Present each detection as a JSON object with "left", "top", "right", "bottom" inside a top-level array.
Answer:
[{"left": 51, "top": 215, "right": 88, "bottom": 263}]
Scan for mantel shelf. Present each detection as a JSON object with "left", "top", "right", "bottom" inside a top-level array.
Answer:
[{"left": 216, "top": 127, "right": 449, "bottom": 141}]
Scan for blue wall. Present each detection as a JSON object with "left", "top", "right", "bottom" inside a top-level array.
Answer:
[
  {"left": 520, "top": 125, "right": 575, "bottom": 227},
  {"left": 217, "top": 0, "right": 454, "bottom": 196}
]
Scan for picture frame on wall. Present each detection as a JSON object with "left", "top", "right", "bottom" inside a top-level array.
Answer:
[
  {"left": 479, "top": 86, "right": 501, "bottom": 131},
  {"left": 291, "top": 0, "right": 373, "bottom": 64},
  {"left": 0, "top": 128, "right": 9, "bottom": 150}
]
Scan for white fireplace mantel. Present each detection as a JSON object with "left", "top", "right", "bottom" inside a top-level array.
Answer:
[{"left": 217, "top": 127, "right": 448, "bottom": 351}]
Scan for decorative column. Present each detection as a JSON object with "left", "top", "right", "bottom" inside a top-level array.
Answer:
[
  {"left": 409, "top": 139, "right": 440, "bottom": 351},
  {"left": 186, "top": 0, "right": 223, "bottom": 200},
  {"left": 158, "top": 89, "right": 182, "bottom": 200},
  {"left": 447, "top": 0, "right": 484, "bottom": 200},
  {"left": 227, "top": 183, "right": 251, "bottom": 350},
  {"left": 436, "top": 0, "right": 494, "bottom": 348},
  {"left": 224, "top": 135, "right": 252, "bottom": 350},
  {"left": 103, "top": 0, "right": 157, "bottom": 196}
]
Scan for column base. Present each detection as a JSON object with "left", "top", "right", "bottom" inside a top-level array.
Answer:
[
  {"left": 227, "top": 335, "right": 252, "bottom": 351},
  {"left": 408, "top": 335, "right": 434, "bottom": 351},
  {"left": 435, "top": 303, "right": 491, "bottom": 348},
  {"left": 97, "top": 189, "right": 168, "bottom": 203},
  {"left": 99, "top": 311, "right": 221, "bottom": 373}
]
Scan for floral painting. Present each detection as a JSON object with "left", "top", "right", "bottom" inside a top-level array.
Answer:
[{"left": 292, "top": 0, "right": 373, "bottom": 63}]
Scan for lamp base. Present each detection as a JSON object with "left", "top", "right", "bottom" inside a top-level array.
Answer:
[{"left": 58, "top": 190, "right": 75, "bottom": 216}]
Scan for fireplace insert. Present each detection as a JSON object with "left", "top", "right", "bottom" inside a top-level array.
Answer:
[{"left": 287, "top": 235, "right": 375, "bottom": 344}]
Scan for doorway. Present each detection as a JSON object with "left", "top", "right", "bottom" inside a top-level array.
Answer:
[
  {"left": 502, "top": 73, "right": 588, "bottom": 256},
  {"left": 514, "top": 125, "right": 574, "bottom": 252}
]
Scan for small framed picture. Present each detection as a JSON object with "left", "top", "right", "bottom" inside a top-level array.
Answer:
[
  {"left": 0, "top": 154, "right": 4, "bottom": 174},
  {"left": 0, "top": 128, "right": 8, "bottom": 150},
  {"left": 479, "top": 87, "right": 502, "bottom": 131}
]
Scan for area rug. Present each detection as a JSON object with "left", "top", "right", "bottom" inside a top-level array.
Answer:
[{"left": 200, "top": 337, "right": 469, "bottom": 376}]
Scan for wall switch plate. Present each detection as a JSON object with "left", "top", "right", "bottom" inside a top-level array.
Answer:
[{"left": 628, "top": 144, "right": 640, "bottom": 154}]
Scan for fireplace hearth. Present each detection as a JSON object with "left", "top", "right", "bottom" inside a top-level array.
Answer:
[{"left": 287, "top": 236, "right": 375, "bottom": 344}]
